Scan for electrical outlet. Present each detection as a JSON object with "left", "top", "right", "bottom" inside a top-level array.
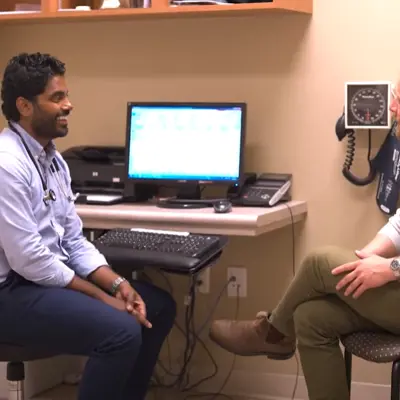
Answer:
[
  {"left": 227, "top": 266, "right": 247, "bottom": 297},
  {"left": 197, "top": 268, "right": 210, "bottom": 294}
]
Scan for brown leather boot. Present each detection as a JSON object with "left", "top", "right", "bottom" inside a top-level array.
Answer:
[{"left": 209, "top": 312, "right": 295, "bottom": 360}]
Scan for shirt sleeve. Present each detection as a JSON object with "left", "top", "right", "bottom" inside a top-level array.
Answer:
[
  {"left": 378, "top": 208, "right": 400, "bottom": 251},
  {"left": 0, "top": 152, "right": 75, "bottom": 287},
  {"left": 59, "top": 159, "right": 108, "bottom": 278}
]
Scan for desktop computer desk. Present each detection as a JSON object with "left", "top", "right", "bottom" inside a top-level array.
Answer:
[
  {"left": 75, "top": 200, "right": 307, "bottom": 237},
  {"left": 75, "top": 200, "right": 308, "bottom": 396}
]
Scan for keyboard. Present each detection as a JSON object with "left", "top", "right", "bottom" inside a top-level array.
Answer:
[{"left": 93, "top": 228, "right": 227, "bottom": 273}]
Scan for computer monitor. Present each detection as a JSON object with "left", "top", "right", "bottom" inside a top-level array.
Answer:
[{"left": 125, "top": 102, "right": 247, "bottom": 208}]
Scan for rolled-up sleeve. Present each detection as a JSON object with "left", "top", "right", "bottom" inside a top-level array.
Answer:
[
  {"left": 0, "top": 153, "right": 75, "bottom": 287},
  {"left": 379, "top": 208, "right": 400, "bottom": 251}
]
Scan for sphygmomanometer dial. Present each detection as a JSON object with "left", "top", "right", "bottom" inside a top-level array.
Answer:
[
  {"left": 350, "top": 88, "right": 385, "bottom": 125},
  {"left": 345, "top": 82, "right": 390, "bottom": 129}
]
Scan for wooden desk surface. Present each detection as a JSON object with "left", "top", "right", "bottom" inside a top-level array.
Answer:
[{"left": 76, "top": 200, "right": 307, "bottom": 237}]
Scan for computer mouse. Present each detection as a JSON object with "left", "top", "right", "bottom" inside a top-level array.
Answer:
[{"left": 213, "top": 200, "right": 232, "bottom": 214}]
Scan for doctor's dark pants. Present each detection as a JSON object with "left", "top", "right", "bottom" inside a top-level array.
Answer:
[{"left": 0, "top": 272, "right": 176, "bottom": 400}]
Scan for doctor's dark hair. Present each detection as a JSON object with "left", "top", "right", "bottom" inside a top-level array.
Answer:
[{"left": 0, "top": 52, "right": 66, "bottom": 122}]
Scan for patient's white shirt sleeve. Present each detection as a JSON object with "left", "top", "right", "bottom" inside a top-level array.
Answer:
[{"left": 379, "top": 208, "right": 400, "bottom": 251}]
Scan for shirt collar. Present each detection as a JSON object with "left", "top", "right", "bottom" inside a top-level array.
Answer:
[{"left": 10, "top": 123, "right": 56, "bottom": 163}]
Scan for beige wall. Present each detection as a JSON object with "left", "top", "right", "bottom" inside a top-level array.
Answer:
[{"left": 1, "top": 0, "right": 399, "bottom": 397}]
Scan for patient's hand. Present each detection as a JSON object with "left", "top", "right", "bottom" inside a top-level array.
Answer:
[
  {"left": 332, "top": 251, "right": 395, "bottom": 299},
  {"left": 355, "top": 249, "right": 374, "bottom": 258}
]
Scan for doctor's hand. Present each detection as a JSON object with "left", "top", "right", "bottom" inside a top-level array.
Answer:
[
  {"left": 115, "top": 282, "right": 152, "bottom": 328},
  {"left": 331, "top": 250, "right": 396, "bottom": 299},
  {"left": 100, "top": 293, "right": 128, "bottom": 312}
]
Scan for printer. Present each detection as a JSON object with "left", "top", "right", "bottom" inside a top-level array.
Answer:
[{"left": 62, "top": 146, "right": 126, "bottom": 205}]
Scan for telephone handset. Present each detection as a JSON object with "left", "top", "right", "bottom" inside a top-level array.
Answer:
[
  {"left": 228, "top": 172, "right": 292, "bottom": 207},
  {"left": 335, "top": 112, "right": 376, "bottom": 186}
]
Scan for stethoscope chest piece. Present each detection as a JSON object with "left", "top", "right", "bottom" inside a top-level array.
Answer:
[
  {"left": 48, "top": 189, "right": 57, "bottom": 202},
  {"left": 43, "top": 189, "right": 57, "bottom": 204}
]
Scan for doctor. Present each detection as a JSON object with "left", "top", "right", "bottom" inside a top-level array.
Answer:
[{"left": 0, "top": 52, "right": 176, "bottom": 400}]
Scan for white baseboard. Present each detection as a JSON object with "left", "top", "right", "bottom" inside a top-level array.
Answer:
[{"left": 179, "top": 368, "right": 391, "bottom": 400}]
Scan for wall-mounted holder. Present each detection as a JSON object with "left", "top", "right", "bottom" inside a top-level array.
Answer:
[{"left": 337, "top": 80, "right": 400, "bottom": 215}]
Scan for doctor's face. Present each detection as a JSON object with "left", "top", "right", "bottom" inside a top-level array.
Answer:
[{"left": 30, "top": 75, "right": 73, "bottom": 141}]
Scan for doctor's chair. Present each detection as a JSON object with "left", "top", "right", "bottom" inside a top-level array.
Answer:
[{"left": 0, "top": 343, "right": 61, "bottom": 399}]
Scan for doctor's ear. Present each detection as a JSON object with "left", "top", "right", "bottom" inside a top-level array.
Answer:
[{"left": 15, "top": 97, "right": 34, "bottom": 118}]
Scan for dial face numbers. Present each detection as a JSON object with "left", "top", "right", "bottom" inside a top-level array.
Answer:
[
  {"left": 345, "top": 83, "right": 390, "bottom": 129},
  {"left": 350, "top": 88, "right": 385, "bottom": 125}
]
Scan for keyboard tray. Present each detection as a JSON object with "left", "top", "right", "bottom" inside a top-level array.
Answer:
[{"left": 94, "top": 236, "right": 229, "bottom": 275}]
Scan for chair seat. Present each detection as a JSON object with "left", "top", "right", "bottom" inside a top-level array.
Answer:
[
  {"left": 0, "top": 343, "right": 60, "bottom": 362},
  {"left": 342, "top": 331, "right": 400, "bottom": 363}
]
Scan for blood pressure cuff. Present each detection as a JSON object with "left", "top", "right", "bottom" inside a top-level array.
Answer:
[{"left": 371, "top": 122, "right": 400, "bottom": 215}]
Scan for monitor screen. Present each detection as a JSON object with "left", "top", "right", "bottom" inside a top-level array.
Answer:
[{"left": 125, "top": 102, "right": 246, "bottom": 184}]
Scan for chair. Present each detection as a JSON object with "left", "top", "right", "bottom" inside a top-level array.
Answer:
[
  {"left": 341, "top": 331, "right": 400, "bottom": 400},
  {"left": 0, "top": 343, "right": 60, "bottom": 400}
]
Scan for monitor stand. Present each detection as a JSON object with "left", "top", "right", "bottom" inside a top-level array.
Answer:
[{"left": 156, "top": 184, "right": 210, "bottom": 209}]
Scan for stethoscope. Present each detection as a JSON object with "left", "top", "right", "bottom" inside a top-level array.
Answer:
[{"left": 8, "top": 122, "right": 74, "bottom": 206}]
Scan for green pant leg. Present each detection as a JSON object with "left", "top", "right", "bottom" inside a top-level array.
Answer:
[
  {"left": 294, "top": 296, "right": 379, "bottom": 400},
  {"left": 270, "top": 245, "right": 400, "bottom": 337}
]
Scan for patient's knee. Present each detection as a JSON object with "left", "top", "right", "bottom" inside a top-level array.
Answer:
[
  {"left": 301, "top": 245, "right": 355, "bottom": 274},
  {"left": 293, "top": 299, "right": 339, "bottom": 345}
]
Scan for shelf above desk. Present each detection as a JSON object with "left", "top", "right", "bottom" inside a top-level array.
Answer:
[
  {"left": 0, "top": 0, "right": 313, "bottom": 24},
  {"left": 76, "top": 200, "right": 307, "bottom": 237}
]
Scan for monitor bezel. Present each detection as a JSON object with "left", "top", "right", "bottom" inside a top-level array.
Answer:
[{"left": 124, "top": 101, "right": 247, "bottom": 188}]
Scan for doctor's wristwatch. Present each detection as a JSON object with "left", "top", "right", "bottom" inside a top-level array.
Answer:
[
  {"left": 111, "top": 276, "right": 128, "bottom": 295},
  {"left": 390, "top": 258, "right": 400, "bottom": 279}
]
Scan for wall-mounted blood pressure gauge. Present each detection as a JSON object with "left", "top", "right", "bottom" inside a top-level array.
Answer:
[{"left": 345, "top": 81, "right": 391, "bottom": 129}]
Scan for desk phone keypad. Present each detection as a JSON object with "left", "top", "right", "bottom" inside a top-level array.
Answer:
[{"left": 242, "top": 187, "right": 275, "bottom": 202}]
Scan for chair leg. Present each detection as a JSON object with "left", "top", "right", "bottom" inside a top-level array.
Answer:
[
  {"left": 391, "top": 360, "right": 400, "bottom": 400},
  {"left": 6, "top": 361, "right": 25, "bottom": 400},
  {"left": 344, "top": 349, "right": 352, "bottom": 396}
]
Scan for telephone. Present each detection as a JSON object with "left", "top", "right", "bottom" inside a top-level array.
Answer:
[{"left": 228, "top": 172, "right": 292, "bottom": 207}]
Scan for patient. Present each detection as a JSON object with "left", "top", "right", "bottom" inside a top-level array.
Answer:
[
  {"left": 0, "top": 52, "right": 176, "bottom": 400},
  {"left": 209, "top": 85, "right": 400, "bottom": 400}
]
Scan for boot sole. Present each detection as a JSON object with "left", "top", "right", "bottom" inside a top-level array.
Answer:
[{"left": 209, "top": 335, "right": 295, "bottom": 360}]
